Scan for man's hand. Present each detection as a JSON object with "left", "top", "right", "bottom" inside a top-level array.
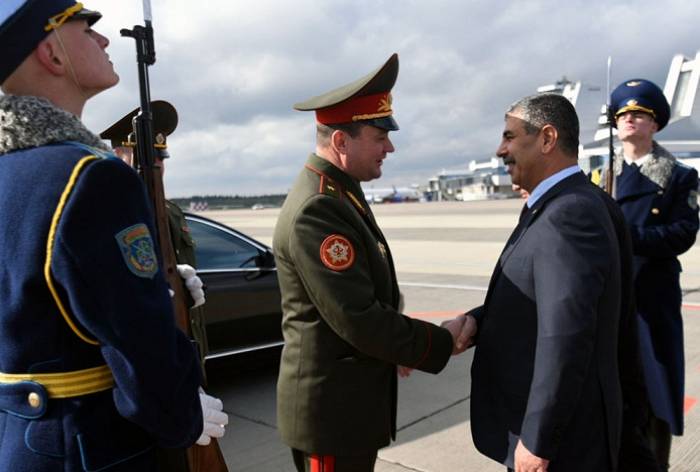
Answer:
[
  {"left": 196, "top": 390, "right": 229, "bottom": 446},
  {"left": 177, "top": 264, "right": 205, "bottom": 308},
  {"left": 397, "top": 365, "right": 413, "bottom": 377},
  {"left": 514, "top": 440, "right": 549, "bottom": 472},
  {"left": 441, "top": 313, "right": 477, "bottom": 354}
]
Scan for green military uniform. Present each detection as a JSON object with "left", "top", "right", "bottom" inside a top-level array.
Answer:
[
  {"left": 274, "top": 54, "right": 453, "bottom": 470},
  {"left": 166, "top": 199, "right": 208, "bottom": 367}
]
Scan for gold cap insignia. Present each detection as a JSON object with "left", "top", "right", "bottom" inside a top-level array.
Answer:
[
  {"left": 378, "top": 94, "right": 392, "bottom": 113},
  {"left": 626, "top": 99, "right": 638, "bottom": 106},
  {"left": 155, "top": 133, "right": 166, "bottom": 145},
  {"left": 626, "top": 81, "right": 642, "bottom": 87}
]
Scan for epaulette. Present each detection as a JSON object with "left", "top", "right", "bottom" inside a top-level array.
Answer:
[{"left": 319, "top": 174, "right": 342, "bottom": 199}]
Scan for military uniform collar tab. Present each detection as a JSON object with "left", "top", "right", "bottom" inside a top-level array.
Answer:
[{"left": 306, "top": 153, "right": 363, "bottom": 193}]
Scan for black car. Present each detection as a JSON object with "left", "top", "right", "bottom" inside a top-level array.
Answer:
[{"left": 184, "top": 213, "right": 283, "bottom": 359}]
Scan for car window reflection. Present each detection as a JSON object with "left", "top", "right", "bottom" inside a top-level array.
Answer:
[{"left": 187, "top": 219, "right": 259, "bottom": 269}]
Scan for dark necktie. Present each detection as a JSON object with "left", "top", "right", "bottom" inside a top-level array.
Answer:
[{"left": 518, "top": 203, "right": 530, "bottom": 223}]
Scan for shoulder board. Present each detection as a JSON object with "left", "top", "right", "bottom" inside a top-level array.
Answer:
[
  {"left": 319, "top": 174, "right": 342, "bottom": 199},
  {"left": 305, "top": 164, "right": 344, "bottom": 199}
]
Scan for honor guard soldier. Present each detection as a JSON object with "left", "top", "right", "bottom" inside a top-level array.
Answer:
[
  {"left": 607, "top": 79, "right": 700, "bottom": 471},
  {"left": 101, "top": 101, "right": 210, "bottom": 370},
  {"left": 0, "top": 2, "right": 208, "bottom": 470},
  {"left": 274, "top": 53, "right": 467, "bottom": 472},
  {"left": 101, "top": 102, "right": 228, "bottom": 471}
]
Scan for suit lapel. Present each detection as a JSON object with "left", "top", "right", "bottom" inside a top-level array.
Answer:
[{"left": 482, "top": 172, "right": 586, "bottom": 307}]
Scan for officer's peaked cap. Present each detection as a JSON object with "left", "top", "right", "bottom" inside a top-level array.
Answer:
[
  {"left": 611, "top": 78, "right": 670, "bottom": 131},
  {"left": 294, "top": 53, "right": 400, "bottom": 131},
  {"left": 100, "top": 100, "right": 179, "bottom": 159}
]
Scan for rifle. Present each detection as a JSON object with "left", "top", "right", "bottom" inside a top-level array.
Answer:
[
  {"left": 121, "top": 2, "right": 228, "bottom": 471},
  {"left": 605, "top": 56, "right": 615, "bottom": 195}
]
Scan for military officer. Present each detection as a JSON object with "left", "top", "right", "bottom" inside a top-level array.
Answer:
[
  {"left": 0, "top": 2, "right": 209, "bottom": 470},
  {"left": 607, "top": 78, "right": 699, "bottom": 471},
  {"left": 274, "top": 53, "right": 467, "bottom": 472}
]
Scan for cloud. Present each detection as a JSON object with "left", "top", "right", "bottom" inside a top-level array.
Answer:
[{"left": 83, "top": 0, "right": 700, "bottom": 196}]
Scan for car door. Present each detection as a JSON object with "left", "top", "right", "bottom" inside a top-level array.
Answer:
[{"left": 184, "top": 215, "right": 283, "bottom": 358}]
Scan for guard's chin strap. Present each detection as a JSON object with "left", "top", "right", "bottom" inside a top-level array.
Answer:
[{"left": 52, "top": 26, "right": 88, "bottom": 101}]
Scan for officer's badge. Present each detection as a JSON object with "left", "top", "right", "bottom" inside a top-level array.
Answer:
[
  {"left": 115, "top": 224, "right": 158, "bottom": 278},
  {"left": 689, "top": 190, "right": 699, "bottom": 210},
  {"left": 626, "top": 99, "right": 638, "bottom": 107},
  {"left": 626, "top": 81, "right": 642, "bottom": 87},
  {"left": 320, "top": 234, "right": 355, "bottom": 271}
]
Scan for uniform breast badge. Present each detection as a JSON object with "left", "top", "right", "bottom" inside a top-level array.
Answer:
[
  {"left": 115, "top": 223, "right": 158, "bottom": 278},
  {"left": 320, "top": 234, "right": 355, "bottom": 271}
]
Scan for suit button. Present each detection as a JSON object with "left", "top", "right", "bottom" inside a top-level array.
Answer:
[
  {"left": 28, "top": 392, "right": 41, "bottom": 409},
  {"left": 651, "top": 208, "right": 660, "bottom": 215}
]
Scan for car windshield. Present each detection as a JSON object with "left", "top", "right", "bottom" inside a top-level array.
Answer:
[{"left": 187, "top": 219, "right": 260, "bottom": 270}]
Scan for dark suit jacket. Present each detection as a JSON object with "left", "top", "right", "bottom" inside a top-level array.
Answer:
[{"left": 470, "top": 172, "right": 623, "bottom": 472}]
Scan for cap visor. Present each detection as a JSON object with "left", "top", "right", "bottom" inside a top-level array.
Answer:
[
  {"left": 72, "top": 8, "right": 102, "bottom": 26},
  {"left": 366, "top": 116, "right": 399, "bottom": 131}
]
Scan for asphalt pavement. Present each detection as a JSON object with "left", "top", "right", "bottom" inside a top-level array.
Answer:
[{"left": 204, "top": 199, "right": 700, "bottom": 472}]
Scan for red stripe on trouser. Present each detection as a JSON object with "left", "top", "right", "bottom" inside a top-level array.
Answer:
[{"left": 310, "top": 454, "right": 335, "bottom": 472}]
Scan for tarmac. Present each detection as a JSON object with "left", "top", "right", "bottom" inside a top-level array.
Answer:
[{"left": 204, "top": 199, "right": 700, "bottom": 472}]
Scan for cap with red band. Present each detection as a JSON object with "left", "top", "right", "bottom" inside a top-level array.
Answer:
[{"left": 293, "top": 53, "right": 399, "bottom": 131}]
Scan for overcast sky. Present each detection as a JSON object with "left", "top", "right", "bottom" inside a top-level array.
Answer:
[{"left": 83, "top": 0, "right": 700, "bottom": 197}]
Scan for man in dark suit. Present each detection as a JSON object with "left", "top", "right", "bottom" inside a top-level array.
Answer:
[{"left": 459, "top": 93, "right": 624, "bottom": 471}]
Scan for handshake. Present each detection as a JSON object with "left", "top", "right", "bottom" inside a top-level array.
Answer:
[
  {"left": 398, "top": 312, "right": 477, "bottom": 378},
  {"left": 442, "top": 312, "right": 477, "bottom": 354}
]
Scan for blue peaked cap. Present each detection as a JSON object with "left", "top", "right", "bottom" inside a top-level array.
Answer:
[
  {"left": 0, "top": 0, "right": 101, "bottom": 84},
  {"left": 611, "top": 78, "right": 671, "bottom": 131}
]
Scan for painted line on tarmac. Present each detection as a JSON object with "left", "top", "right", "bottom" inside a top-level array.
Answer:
[
  {"left": 684, "top": 396, "right": 697, "bottom": 414},
  {"left": 399, "top": 281, "right": 488, "bottom": 291}
]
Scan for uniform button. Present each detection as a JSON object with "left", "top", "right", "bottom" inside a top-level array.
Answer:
[
  {"left": 651, "top": 208, "right": 660, "bottom": 215},
  {"left": 28, "top": 392, "right": 41, "bottom": 409}
]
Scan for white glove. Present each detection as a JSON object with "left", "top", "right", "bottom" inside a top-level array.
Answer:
[
  {"left": 177, "top": 264, "right": 205, "bottom": 308},
  {"left": 196, "top": 390, "right": 228, "bottom": 446}
]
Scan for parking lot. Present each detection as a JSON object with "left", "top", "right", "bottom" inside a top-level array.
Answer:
[{"left": 202, "top": 199, "right": 700, "bottom": 471}]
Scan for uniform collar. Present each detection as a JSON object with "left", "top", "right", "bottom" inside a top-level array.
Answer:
[
  {"left": 614, "top": 141, "right": 675, "bottom": 189},
  {"left": 305, "top": 153, "right": 366, "bottom": 199},
  {"left": 623, "top": 152, "right": 652, "bottom": 167},
  {"left": 0, "top": 95, "right": 109, "bottom": 155}
]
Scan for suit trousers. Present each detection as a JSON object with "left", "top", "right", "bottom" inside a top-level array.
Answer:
[
  {"left": 643, "top": 414, "right": 672, "bottom": 471},
  {"left": 292, "top": 448, "right": 377, "bottom": 472}
]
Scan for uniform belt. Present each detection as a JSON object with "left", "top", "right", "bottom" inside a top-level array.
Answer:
[{"left": 0, "top": 364, "right": 114, "bottom": 398}]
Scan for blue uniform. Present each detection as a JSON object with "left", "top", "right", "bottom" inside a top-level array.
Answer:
[
  {"left": 0, "top": 97, "right": 202, "bottom": 471},
  {"left": 613, "top": 142, "right": 699, "bottom": 435}
]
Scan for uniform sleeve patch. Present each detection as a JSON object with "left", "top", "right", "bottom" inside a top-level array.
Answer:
[
  {"left": 320, "top": 234, "right": 355, "bottom": 271},
  {"left": 115, "top": 224, "right": 158, "bottom": 279}
]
